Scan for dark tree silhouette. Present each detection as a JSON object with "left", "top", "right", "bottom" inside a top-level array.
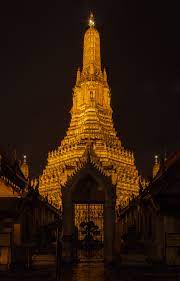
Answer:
[{"left": 80, "top": 220, "right": 100, "bottom": 242}]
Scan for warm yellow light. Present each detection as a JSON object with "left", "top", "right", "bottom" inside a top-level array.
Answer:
[
  {"left": 23, "top": 154, "right": 27, "bottom": 163},
  {"left": 155, "top": 155, "right": 158, "bottom": 164},
  {"left": 89, "top": 13, "right": 95, "bottom": 27},
  {"left": 39, "top": 12, "right": 140, "bottom": 209},
  {"left": 89, "top": 19, "right": 95, "bottom": 27}
]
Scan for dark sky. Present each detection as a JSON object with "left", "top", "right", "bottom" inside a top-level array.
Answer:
[{"left": 0, "top": 0, "right": 179, "bottom": 179}]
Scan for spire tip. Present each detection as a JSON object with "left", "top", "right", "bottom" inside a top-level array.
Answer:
[
  {"left": 89, "top": 12, "right": 95, "bottom": 27},
  {"left": 23, "top": 154, "right": 27, "bottom": 164}
]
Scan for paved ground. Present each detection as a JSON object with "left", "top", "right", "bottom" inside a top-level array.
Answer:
[
  {"left": 0, "top": 262, "right": 180, "bottom": 281},
  {"left": 62, "top": 262, "right": 180, "bottom": 281}
]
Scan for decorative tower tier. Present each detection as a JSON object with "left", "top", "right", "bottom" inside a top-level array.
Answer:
[{"left": 39, "top": 14, "right": 140, "bottom": 208}]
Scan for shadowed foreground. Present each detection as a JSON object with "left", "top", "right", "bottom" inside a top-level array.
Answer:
[
  {"left": 62, "top": 262, "right": 180, "bottom": 281},
  {"left": 0, "top": 262, "right": 180, "bottom": 281}
]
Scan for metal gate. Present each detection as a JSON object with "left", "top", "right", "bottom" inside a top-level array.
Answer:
[{"left": 74, "top": 204, "right": 104, "bottom": 260}]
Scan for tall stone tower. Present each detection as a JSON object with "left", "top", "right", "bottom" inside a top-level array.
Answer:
[{"left": 39, "top": 14, "right": 140, "bottom": 209}]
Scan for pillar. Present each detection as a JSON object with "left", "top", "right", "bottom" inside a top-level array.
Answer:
[
  {"left": 62, "top": 201, "right": 74, "bottom": 262},
  {"left": 104, "top": 200, "right": 115, "bottom": 263}
]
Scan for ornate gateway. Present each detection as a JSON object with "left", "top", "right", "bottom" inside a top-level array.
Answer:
[{"left": 75, "top": 204, "right": 104, "bottom": 260}]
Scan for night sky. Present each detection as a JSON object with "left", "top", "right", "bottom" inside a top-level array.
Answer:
[{"left": 0, "top": 0, "right": 179, "bottom": 179}]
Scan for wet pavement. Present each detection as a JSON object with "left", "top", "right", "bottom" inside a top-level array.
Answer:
[
  {"left": 0, "top": 261, "right": 180, "bottom": 280},
  {"left": 62, "top": 262, "right": 105, "bottom": 281},
  {"left": 61, "top": 262, "right": 180, "bottom": 281}
]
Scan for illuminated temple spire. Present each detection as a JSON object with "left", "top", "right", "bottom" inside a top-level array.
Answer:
[
  {"left": 20, "top": 155, "right": 29, "bottom": 179},
  {"left": 39, "top": 14, "right": 141, "bottom": 208},
  {"left": 152, "top": 155, "right": 160, "bottom": 178},
  {"left": 83, "top": 12, "right": 101, "bottom": 74},
  {"left": 67, "top": 14, "right": 115, "bottom": 142}
]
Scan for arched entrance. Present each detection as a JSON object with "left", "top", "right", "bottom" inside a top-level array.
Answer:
[
  {"left": 62, "top": 163, "right": 116, "bottom": 263},
  {"left": 73, "top": 175, "right": 104, "bottom": 260},
  {"left": 74, "top": 203, "right": 104, "bottom": 260}
]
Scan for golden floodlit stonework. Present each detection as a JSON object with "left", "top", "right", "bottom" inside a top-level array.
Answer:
[{"left": 39, "top": 14, "right": 140, "bottom": 208}]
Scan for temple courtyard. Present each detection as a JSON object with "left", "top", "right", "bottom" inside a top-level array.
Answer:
[{"left": 0, "top": 262, "right": 180, "bottom": 281}]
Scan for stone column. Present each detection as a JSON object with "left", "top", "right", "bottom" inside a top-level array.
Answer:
[
  {"left": 104, "top": 200, "right": 115, "bottom": 264},
  {"left": 62, "top": 202, "right": 74, "bottom": 262}
]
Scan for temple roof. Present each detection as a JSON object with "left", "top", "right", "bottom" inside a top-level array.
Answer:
[
  {"left": 63, "top": 143, "right": 112, "bottom": 188},
  {"left": 0, "top": 153, "right": 27, "bottom": 192},
  {"left": 150, "top": 150, "right": 180, "bottom": 196}
]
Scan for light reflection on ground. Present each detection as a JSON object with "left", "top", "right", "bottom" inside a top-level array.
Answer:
[
  {"left": 62, "top": 262, "right": 105, "bottom": 281},
  {"left": 61, "top": 262, "right": 180, "bottom": 281}
]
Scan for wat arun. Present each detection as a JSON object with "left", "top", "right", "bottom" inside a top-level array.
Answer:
[{"left": 39, "top": 14, "right": 140, "bottom": 209}]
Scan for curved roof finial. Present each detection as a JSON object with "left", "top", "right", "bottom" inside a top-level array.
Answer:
[{"left": 89, "top": 12, "right": 95, "bottom": 27}]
